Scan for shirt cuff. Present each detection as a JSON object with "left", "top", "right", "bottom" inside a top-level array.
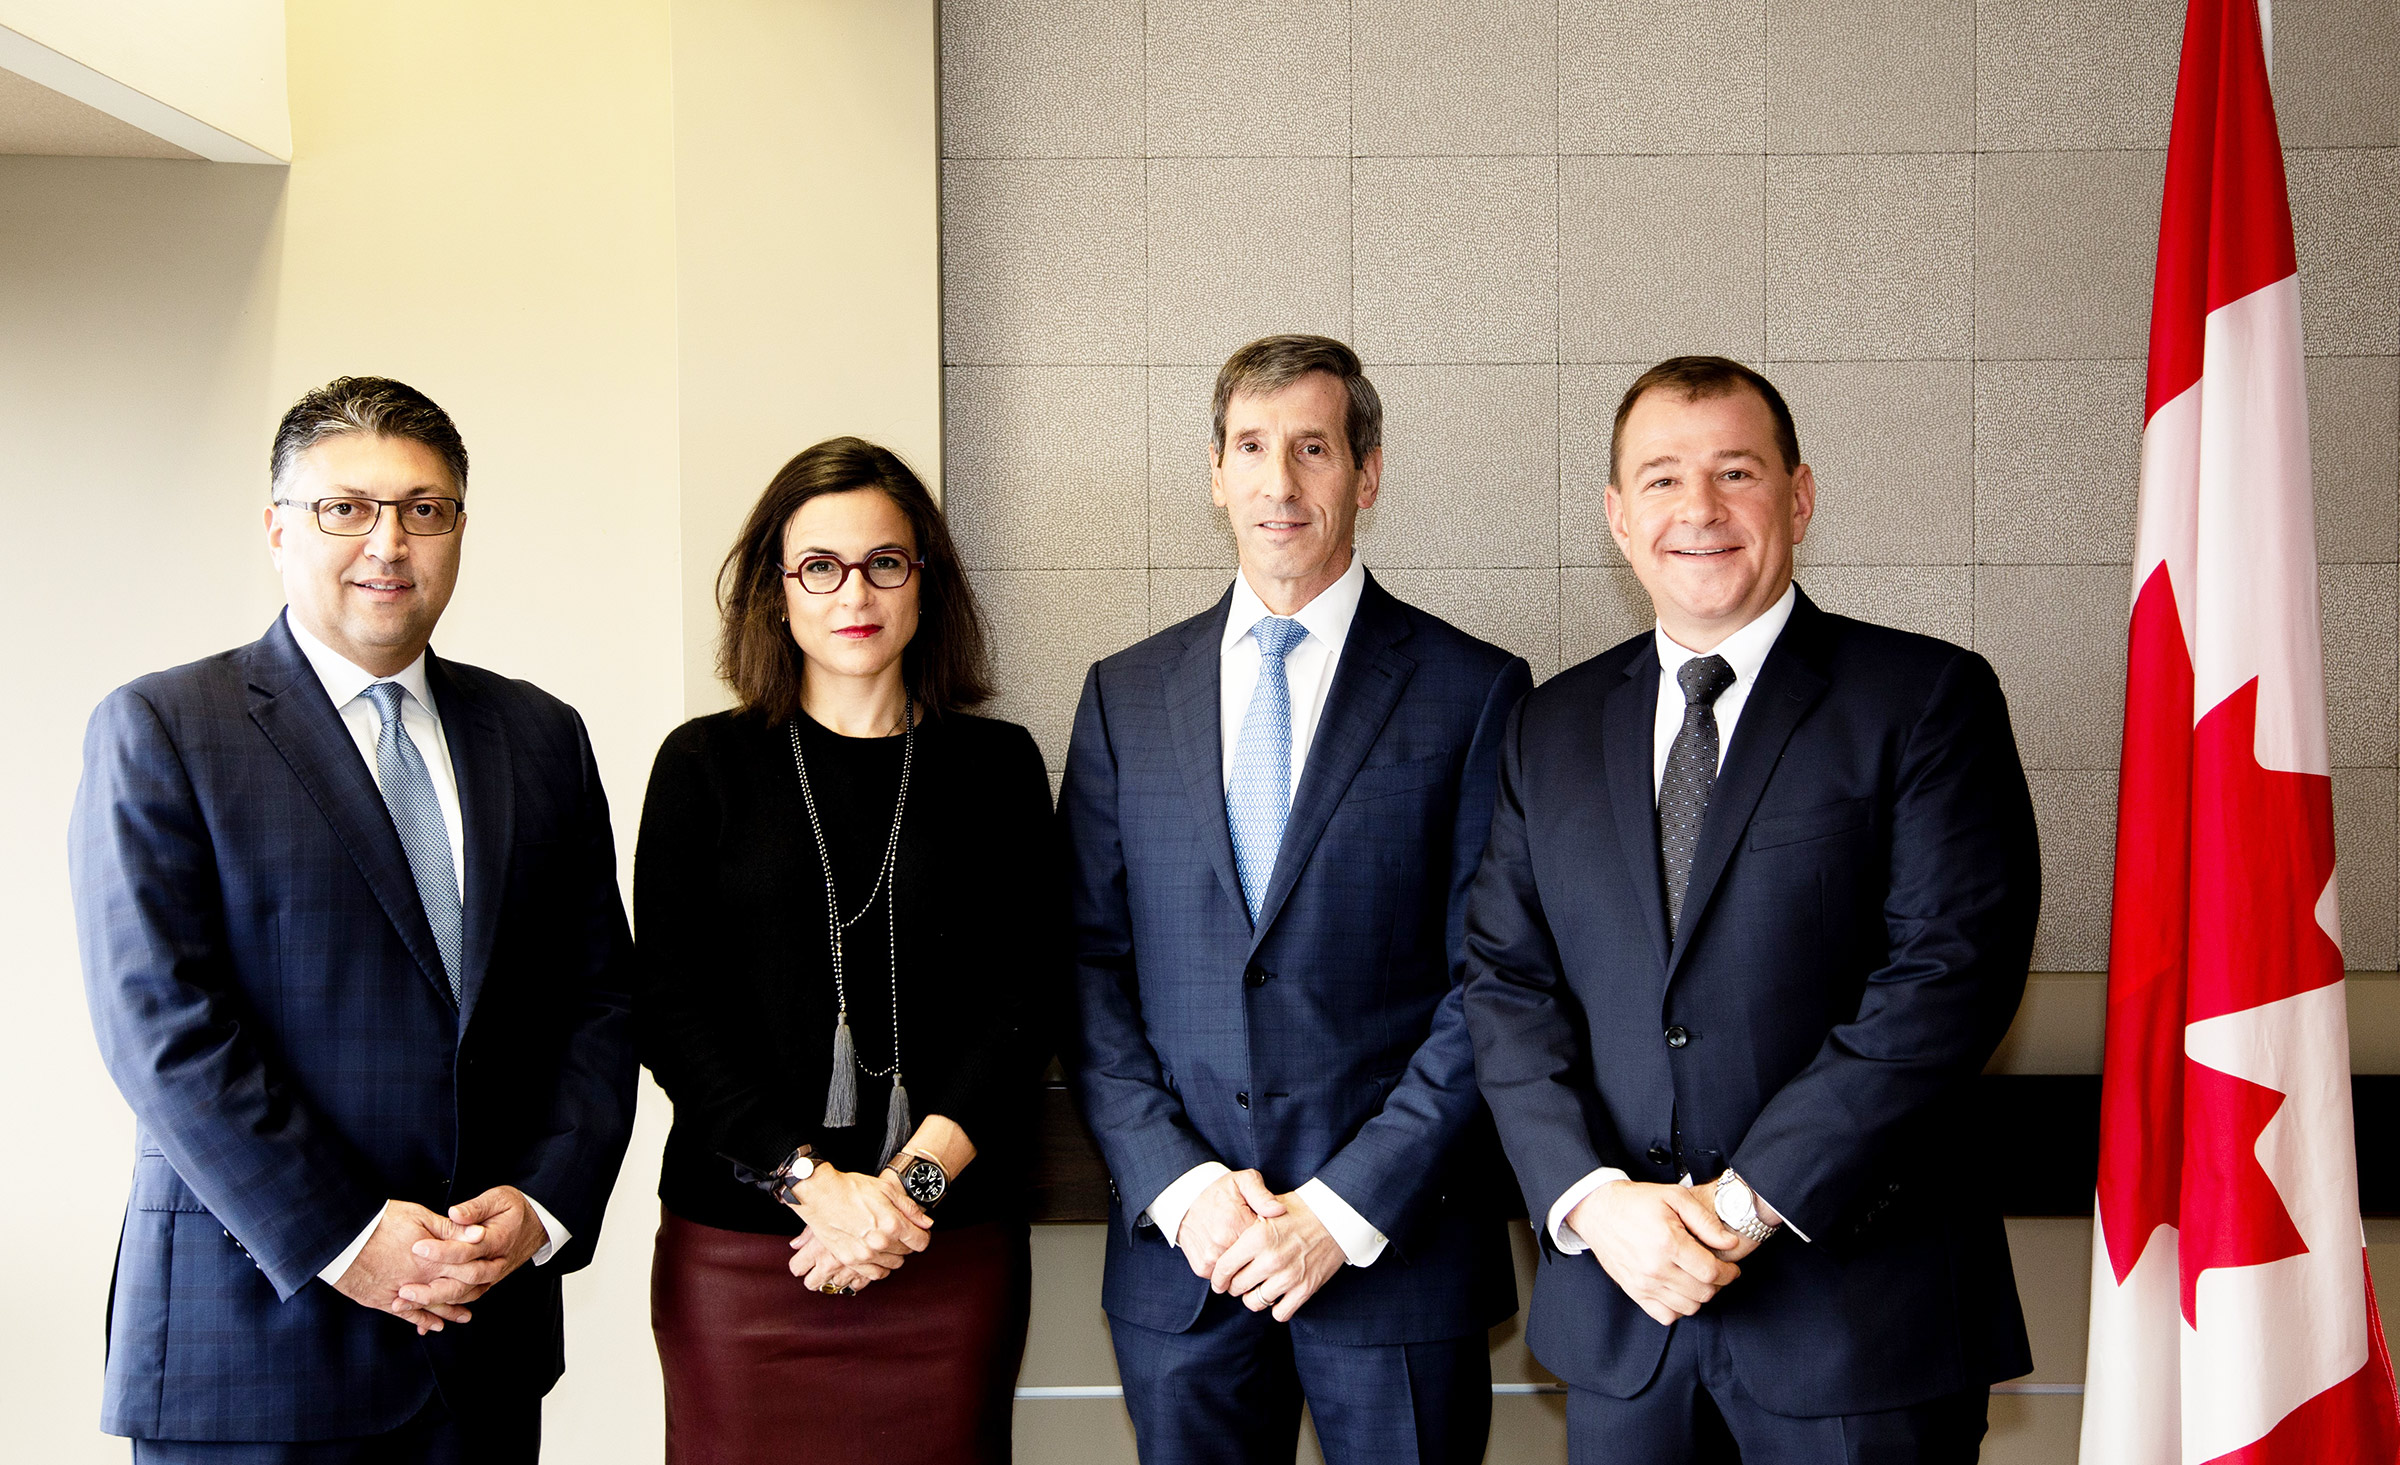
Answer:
[
  {"left": 316, "top": 1203, "right": 388, "bottom": 1284},
  {"left": 524, "top": 1194, "right": 571, "bottom": 1266},
  {"left": 1144, "top": 1162, "right": 1231, "bottom": 1250},
  {"left": 1547, "top": 1167, "right": 1630, "bottom": 1254},
  {"left": 1748, "top": 1186, "right": 1810, "bottom": 1244},
  {"left": 1296, "top": 1178, "right": 1388, "bottom": 1267}
]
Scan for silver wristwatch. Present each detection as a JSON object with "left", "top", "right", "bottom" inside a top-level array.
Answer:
[{"left": 1713, "top": 1168, "right": 1779, "bottom": 1245}]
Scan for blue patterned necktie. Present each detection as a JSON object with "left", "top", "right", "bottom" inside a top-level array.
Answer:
[
  {"left": 363, "top": 681, "right": 462, "bottom": 1001},
  {"left": 1227, "top": 615, "right": 1309, "bottom": 924}
]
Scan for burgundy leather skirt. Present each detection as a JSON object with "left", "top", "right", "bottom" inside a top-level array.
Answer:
[{"left": 650, "top": 1208, "right": 1031, "bottom": 1465}]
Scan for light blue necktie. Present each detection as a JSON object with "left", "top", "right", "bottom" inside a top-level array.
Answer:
[
  {"left": 363, "top": 682, "right": 462, "bottom": 1001},
  {"left": 1227, "top": 616, "right": 1309, "bottom": 924}
]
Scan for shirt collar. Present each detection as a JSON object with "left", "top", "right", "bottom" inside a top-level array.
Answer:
[
  {"left": 285, "top": 610, "right": 439, "bottom": 718},
  {"left": 1652, "top": 581, "right": 1798, "bottom": 687},
  {"left": 1221, "top": 553, "right": 1368, "bottom": 656}
]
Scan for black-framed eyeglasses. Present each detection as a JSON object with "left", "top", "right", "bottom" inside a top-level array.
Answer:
[
  {"left": 274, "top": 495, "right": 465, "bottom": 537},
  {"left": 783, "top": 551, "right": 925, "bottom": 594}
]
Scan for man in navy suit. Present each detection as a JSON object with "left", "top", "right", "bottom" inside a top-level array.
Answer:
[
  {"left": 1061, "top": 335, "right": 1530, "bottom": 1464},
  {"left": 1461, "top": 357, "right": 2039, "bottom": 1462},
  {"left": 72, "top": 377, "right": 638, "bottom": 1462}
]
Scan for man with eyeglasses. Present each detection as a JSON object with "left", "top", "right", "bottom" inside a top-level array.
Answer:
[{"left": 71, "top": 376, "right": 637, "bottom": 1462}]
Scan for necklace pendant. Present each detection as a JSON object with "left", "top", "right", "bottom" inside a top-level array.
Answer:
[{"left": 823, "top": 1009, "right": 859, "bottom": 1127}]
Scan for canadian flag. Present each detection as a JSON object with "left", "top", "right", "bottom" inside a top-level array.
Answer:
[{"left": 2079, "top": 1, "right": 2400, "bottom": 1461}]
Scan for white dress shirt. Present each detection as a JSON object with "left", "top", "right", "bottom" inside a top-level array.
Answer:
[
  {"left": 1145, "top": 555, "right": 1388, "bottom": 1269},
  {"left": 285, "top": 614, "right": 570, "bottom": 1283},
  {"left": 1549, "top": 583, "right": 1812, "bottom": 1252}
]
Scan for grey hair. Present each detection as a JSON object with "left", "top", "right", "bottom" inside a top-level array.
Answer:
[
  {"left": 1209, "top": 334, "right": 1384, "bottom": 470},
  {"left": 269, "top": 376, "right": 469, "bottom": 498}
]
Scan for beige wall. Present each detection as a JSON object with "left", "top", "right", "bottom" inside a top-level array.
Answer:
[
  {"left": 1, "top": 2, "right": 940, "bottom": 1458},
  {"left": 673, "top": 0, "right": 944, "bottom": 717}
]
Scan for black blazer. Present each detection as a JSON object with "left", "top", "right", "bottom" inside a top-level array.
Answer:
[
  {"left": 72, "top": 613, "right": 638, "bottom": 1441},
  {"left": 1461, "top": 588, "right": 2038, "bottom": 1414}
]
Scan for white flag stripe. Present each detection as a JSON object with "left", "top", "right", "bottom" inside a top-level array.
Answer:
[
  {"left": 2179, "top": 983, "right": 2369, "bottom": 1459},
  {"left": 2190, "top": 275, "right": 2326, "bottom": 773}
]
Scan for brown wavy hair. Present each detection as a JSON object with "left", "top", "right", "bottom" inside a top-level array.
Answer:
[{"left": 716, "top": 437, "right": 993, "bottom": 724}]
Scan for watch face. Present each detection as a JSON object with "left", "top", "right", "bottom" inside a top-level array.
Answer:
[{"left": 901, "top": 1157, "right": 947, "bottom": 1206}]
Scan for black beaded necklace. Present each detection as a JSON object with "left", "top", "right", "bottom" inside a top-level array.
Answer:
[{"left": 788, "top": 698, "right": 915, "bottom": 1169}]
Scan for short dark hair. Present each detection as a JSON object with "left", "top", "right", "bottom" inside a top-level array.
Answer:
[
  {"left": 271, "top": 376, "right": 469, "bottom": 496},
  {"left": 1210, "top": 334, "right": 1384, "bottom": 470},
  {"left": 1609, "top": 356, "right": 1801, "bottom": 485},
  {"left": 716, "top": 437, "right": 993, "bottom": 724}
]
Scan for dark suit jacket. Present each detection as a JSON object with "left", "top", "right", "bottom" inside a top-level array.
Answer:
[
  {"left": 71, "top": 612, "right": 638, "bottom": 1442},
  {"left": 1461, "top": 589, "right": 2038, "bottom": 1415},
  {"left": 1061, "top": 574, "right": 1530, "bottom": 1346}
]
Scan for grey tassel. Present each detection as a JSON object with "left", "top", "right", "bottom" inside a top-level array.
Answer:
[
  {"left": 824, "top": 1011, "right": 858, "bottom": 1127},
  {"left": 878, "top": 1076, "right": 912, "bottom": 1171}
]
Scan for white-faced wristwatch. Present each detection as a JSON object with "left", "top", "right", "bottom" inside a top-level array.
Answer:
[
  {"left": 767, "top": 1146, "right": 819, "bottom": 1206},
  {"left": 1713, "top": 1168, "right": 1779, "bottom": 1244}
]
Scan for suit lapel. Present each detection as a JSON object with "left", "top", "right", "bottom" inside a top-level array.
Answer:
[
  {"left": 1602, "top": 648, "right": 1673, "bottom": 978},
  {"left": 1665, "top": 594, "right": 1832, "bottom": 983},
  {"left": 430, "top": 654, "right": 512, "bottom": 1027},
  {"left": 1248, "top": 578, "right": 1416, "bottom": 949},
  {"left": 242, "top": 615, "right": 454, "bottom": 1008},
  {"left": 1163, "top": 589, "right": 1248, "bottom": 920}
]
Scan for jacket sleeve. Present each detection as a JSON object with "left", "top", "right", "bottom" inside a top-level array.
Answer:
[
  {"left": 501, "top": 707, "right": 639, "bottom": 1268},
  {"left": 71, "top": 687, "right": 385, "bottom": 1301},
  {"left": 913, "top": 723, "right": 1062, "bottom": 1152},
  {"left": 1313, "top": 654, "right": 1535, "bottom": 1243},
  {"left": 633, "top": 722, "right": 816, "bottom": 1177},
  {"left": 1728, "top": 650, "right": 2039, "bottom": 1241},
  {"left": 1460, "top": 693, "right": 1635, "bottom": 1239},
  {"left": 1057, "top": 665, "right": 1223, "bottom": 1238}
]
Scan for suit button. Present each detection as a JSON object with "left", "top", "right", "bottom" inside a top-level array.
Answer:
[
  {"left": 1664, "top": 1026, "right": 1690, "bottom": 1049},
  {"left": 1244, "top": 965, "right": 1268, "bottom": 989},
  {"left": 1647, "top": 1145, "right": 1672, "bottom": 1166},
  {"left": 1236, "top": 1092, "right": 1250, "bottom": 1109}
]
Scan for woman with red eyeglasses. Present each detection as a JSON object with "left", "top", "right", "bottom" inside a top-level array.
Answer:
[{"left": 635, "top": 437, "right": 1059, "bottom": 1464}]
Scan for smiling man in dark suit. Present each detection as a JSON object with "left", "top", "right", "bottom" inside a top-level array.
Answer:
[
  {"left": 1061, "top": 335, "right": 1530, "bottom": 1464},
  {"left": 72, "top": 377, "right": 637, "bottom": 1462},
  {"left": 1462, "top": 356, "right": 2040, "bottom": 1462}
]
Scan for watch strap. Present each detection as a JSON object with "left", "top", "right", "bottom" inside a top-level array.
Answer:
[{"left": 1715, "top": 1168, "right": 1778, "bottom": 1244}]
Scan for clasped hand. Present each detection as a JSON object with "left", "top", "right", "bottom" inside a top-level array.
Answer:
[
  {"left": 1175, "top": 1170, "right": 1346, "bottom": 1323},
  {"left": 1564, "top": 1179, "right": 1761, "bottom": 1328},
  {"left": 331, "top": 1186, "right": 549, "bottom": 1334},
  {"left": 785, "top": 1165, "right": 933, "bottom": 1294}
]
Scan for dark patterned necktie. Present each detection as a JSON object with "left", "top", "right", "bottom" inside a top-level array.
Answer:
[{"left": 1658, "top": 654, "right": 1737, "bottom": 939}]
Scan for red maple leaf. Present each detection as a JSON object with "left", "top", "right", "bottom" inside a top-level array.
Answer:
[{"left": 2097, "top": 566, "right": 2341, "bottom": 1326}]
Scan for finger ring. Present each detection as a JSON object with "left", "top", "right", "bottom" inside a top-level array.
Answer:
[{"left": 818, "top": 1282, "right": 845, "bottom": 1295}]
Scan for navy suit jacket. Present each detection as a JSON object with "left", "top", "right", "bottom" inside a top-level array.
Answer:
[
  {"left": 1462, "top": 589, "right": 2038, "bottom": 1415},
  {"left": 71, "top": 613, "right": 638, "bottom": 1442},
  {"left": 1061, "top": 574, "right": 1529, "bottom": 1346}
]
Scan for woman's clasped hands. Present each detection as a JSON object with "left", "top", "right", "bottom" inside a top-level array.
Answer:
[{"left": 783, "top": 1163, "right": 933, "bottom": 1295}]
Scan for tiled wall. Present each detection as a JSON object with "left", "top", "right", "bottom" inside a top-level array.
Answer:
[
  {"left": 937, "top": 0, "right": 2400, "bottom": 982},
  {"left": 941, "top": 6, "right": 2399, "bottom": 1458}
]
